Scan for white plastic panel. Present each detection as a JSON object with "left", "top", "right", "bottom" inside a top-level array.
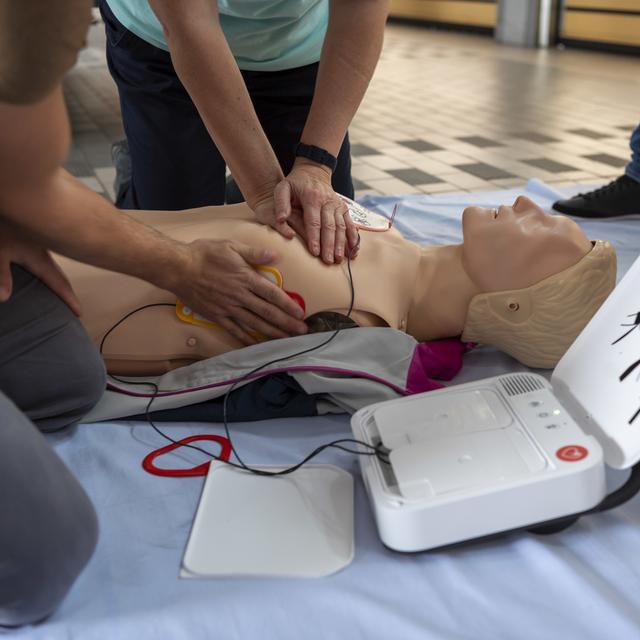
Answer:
[
  {"left": 375, "top": 388, "right": 513, "bottom": 451},
  {"left": 389, "top": 426, "right": 545, "bottom": 500},
  {"left": 552, "top": 255, "right": 640, "bottom": 469},
  {"left": 182, "top": 464, "right": 354, "bottom": 578}
]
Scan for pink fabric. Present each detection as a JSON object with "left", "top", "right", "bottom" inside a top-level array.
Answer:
[{"left": 405, "top": 339, "right": 472, "bottom": 394}]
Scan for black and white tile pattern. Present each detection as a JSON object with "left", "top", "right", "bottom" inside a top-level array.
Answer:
[{"left": 64, "top": 18, "right": 638, "bottom": 201}]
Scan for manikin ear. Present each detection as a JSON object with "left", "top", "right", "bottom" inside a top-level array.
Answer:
[
  {"left": 461, "top": 289, "right": 533, "bottom": 344},
  {"left": 461, "top": 240, "right": 617, "bottom": 368},
  {"left": 485, "top": 292, "right": 532, "bottom": 325},
  {"left": 461, "top": 289, "right": 562, "bottom": 367}
]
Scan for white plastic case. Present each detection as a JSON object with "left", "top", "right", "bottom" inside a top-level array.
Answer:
[{"left": 351, "top": 256, "right": 640, "bottom": 552}]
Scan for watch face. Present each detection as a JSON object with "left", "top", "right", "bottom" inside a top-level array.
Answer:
[{"left": 339, "top": 196, "right": 391, "bottom": 231}]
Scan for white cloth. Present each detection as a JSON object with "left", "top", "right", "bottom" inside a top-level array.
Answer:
[
  {"left": 85, "top": 328, "right": 422, "bottom": 422},
  {"left": 21, "top": 181, "right": 640, "bottom": 640}
]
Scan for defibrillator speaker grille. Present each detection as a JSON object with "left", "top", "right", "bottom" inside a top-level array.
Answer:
[{"left": 499, "top": 374, "right": 546, "bottom": 396}]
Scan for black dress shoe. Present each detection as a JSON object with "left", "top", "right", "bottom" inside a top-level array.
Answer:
[{"left": 552, "top": 175, "right": 640, "bottom": 218}]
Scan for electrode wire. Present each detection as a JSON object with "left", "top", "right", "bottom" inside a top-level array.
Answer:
[{"left": 99, "top": 232, "right": 390, "bottom": 474}]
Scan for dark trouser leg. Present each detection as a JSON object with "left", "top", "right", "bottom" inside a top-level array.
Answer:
[
  {"left": 100, "top": 0, "right": 227, "bottom": 210},
  {"left": 0, "top": 266, "right": 107, "bottom": 432},
  {"left": 0, "top": 266, "right": 105, "bottom": 625},
  {"left": 625, "top": 123, "right": 640, "bottom": 183},
  {"left": 243, "top": 63, "right": 354, "bottom": 199},
  {"left": 101, "top": 0, "right": 352, "bottom": 208}
]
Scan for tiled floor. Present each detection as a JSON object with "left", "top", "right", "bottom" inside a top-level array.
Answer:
[{"left": 64, "top": 17, "right": 640, "bottom": 202}]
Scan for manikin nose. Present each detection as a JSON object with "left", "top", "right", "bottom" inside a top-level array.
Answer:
[
  {"left": 511, "top": 196, "right": 543, "bottom": 219},
  {"left": 513, "top": 195, "right": 526, "bottom": 210}
]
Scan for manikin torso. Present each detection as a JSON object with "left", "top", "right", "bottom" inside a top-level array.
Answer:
[{"left": 56, "top": 205, "right": 422, "bottom": 374}]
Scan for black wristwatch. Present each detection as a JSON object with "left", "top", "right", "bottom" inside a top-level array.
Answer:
[{"left": 295, "top": 142, "right": 337, "bottom": 172}]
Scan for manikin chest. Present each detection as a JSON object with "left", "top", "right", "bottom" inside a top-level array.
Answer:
[{"left": 57, "top": 217, "right": 421, "bottom": 373}]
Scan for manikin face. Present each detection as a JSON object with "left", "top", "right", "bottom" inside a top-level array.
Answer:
[{"left": 461, "top": 196, "right": 592, "bottom": 292}]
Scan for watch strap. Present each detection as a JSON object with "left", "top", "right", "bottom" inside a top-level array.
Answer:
[{"left": 295, "top": 142, "right": 338, "bottom": 172}]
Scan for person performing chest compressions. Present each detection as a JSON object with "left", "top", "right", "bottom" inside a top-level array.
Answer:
[
  {"left": 57, "top": 196, "right": 616, "bottom": 375},
  {"left": 99, "top": 0, "right": 390, "bottom": 265}
]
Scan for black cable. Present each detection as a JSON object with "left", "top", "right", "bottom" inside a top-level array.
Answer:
[
  {"left": 219, "top": 244, "right": 385, "bottom": 476},
  {"left": 99, "top": 302, "right": 176, "bottom": 355},
  {"left": 100, "top": 238, "right": 390, "bottom": 473},
  {"left": 100, "top": 303, "right": 229, "bottom": 461},
  {"left": 99, "top": 250, "right": 640, "bottom": 521}
]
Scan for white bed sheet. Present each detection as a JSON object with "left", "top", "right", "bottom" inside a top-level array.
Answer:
[{"left": 10, "top": 180, "right": 640, "bottom": 640}]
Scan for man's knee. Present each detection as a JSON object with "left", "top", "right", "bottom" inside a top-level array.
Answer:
[
  {"left": 35, "top": 324, "right": 107, "bottom": 432},
  {"left": 60, "top": 325, "right": 107, "bottom": 417},
  {"left": 0, "top": 496, "right": 98, "bottom": 627},
  {"left": 0, "top": 266, "right": 107, "bottom": 431}
]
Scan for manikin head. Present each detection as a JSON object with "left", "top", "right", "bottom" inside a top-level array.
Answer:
[{"left": 459, "top": 196, "right": 616, "bottom": 368}]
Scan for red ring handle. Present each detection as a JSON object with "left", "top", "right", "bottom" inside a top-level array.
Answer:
[{"left": 142, "top": 434, "right": 232, "bottom": 477}]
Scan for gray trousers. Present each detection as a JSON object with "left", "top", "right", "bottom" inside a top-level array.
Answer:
[{"left": 0, "top": 266, "right": 106, "bottom": 627}]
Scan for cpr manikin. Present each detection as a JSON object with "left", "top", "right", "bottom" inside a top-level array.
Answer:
[{"left": 56, "top": 196, "right": 616, "bottom": 374}]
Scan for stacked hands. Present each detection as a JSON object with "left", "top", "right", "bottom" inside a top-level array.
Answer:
[
  {"left": 253, "top": 160, "right": 361, "bottom": 265},
  {"left": 0, "top": 161, "right": 361, "bottom": 347}
]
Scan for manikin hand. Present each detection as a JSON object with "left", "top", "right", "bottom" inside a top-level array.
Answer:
[
  {"left": 0, "top": 222, "right": 81, "bottom": 316},
  {"left": 253, "top": 160, "right": 359, "bottom": 265},
  {"left": 169, "top": 238, "right": 308, "bottom": 346}
]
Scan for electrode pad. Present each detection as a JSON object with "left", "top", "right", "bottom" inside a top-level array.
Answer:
[{"left": 181, "top": 464, "right": 354, "bottom": 578}]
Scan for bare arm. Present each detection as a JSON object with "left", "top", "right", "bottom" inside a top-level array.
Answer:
[
  {"left": 147, "top": 0, "right": 283, "bottom": 211},
  {"left": 273, "top": 0, "right": 389, "bottom": 262},
  {"left": 0, "top": 0, "right": 91, "bottom": 105},
  {"left": 0, "top": 89, "right": 307, "bottom": 343},
  {"left": 0, "top": 89, "right": 194, "bottom": 291},
  {"left": 301, "top": 0, "right": 389, "bottom": 158},
  {"left": 147, "top": 0, "right": 378, "bottom": 264}
]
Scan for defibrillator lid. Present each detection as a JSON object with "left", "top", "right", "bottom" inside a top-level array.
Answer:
[{"left": 552, "top": 255, "right": 640, "bottom": 469}]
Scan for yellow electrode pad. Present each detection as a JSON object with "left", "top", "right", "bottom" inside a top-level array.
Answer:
[{"left": 176, "top": 266, "right": 283, "bottom": 332}]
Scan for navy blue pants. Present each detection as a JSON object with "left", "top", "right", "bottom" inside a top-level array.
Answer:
[
  {"left": 627, "top": 124, "right": 640, "bottom": 183},
  {"left": 100, "top": 1, "right": 354, "bottom": 210}
]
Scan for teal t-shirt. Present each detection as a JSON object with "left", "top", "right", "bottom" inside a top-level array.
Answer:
[{"left": 106, "top": 0, "right": 328, "bottom": 71}]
